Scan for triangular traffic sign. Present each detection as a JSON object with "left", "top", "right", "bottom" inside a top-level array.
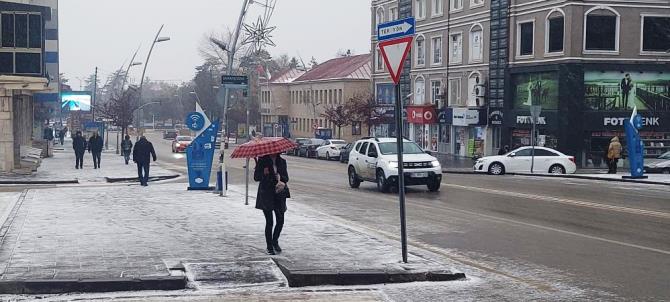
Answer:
[{"left": 378, "top": 36, "right": 413, "bottom": 85}]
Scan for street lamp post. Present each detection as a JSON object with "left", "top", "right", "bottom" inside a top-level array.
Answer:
[
  {"left": 116, "top": 56, "right": 142, "bottom": 154},
  {"left": 136, "top": 24, "right": 170, "bottom": 140}
]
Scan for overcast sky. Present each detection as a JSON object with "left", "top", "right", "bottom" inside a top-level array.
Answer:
[{"left": 59, "top": 0, "right": 371, "bottom": 88}]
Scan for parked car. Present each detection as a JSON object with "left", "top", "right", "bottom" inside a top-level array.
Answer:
[
  {"left": 340, "top": 143, "right": 354, "bottom": 163},
  {"left": 163, "top": 129, "right": 178, "bottom": 140},
  {"left": 316, "top": 139, "right": 347, "bottom": 160},
  {"left": 298, "top": 138, "right": 324, "bottom": 158},
  {"left": 347, "top": 137, "right": 442, "bottom": 192},
  {"left": 172, "top": 136, "right": 193, "bottom": 153},
  {"left": 644, "top": 151, "right": 670, "bottom": 174},
  {"left": 290, "top": 138, "right": 311, "bottom": 156},
  {"left": 474, "top": 146, "right": 577, "bottom": 175}
]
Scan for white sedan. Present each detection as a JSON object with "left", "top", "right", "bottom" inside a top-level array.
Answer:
[
  {"left": 316, "top": 139, "right": 347, "bottom": 160},
  {"left": 474, "top": 146, "right": 577, "bottom": 175}
]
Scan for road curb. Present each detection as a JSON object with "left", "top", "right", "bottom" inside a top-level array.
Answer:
[
  {"left": 508, "top": 173, "right": 670, "bottom": 186},
  {"left": 105, "top": 175, "right": 180, "bottom": 183},
  {"left": 274, "top": 260, "right": 466, "bottom": 287},
  {"left": 442, "top": 170, "right": 476, "bottom": 175},
  {"left": 0, "top": 180, "right": 79, "bottom": 185},
  {"left": 0, "top": 276, "right": 187, "bottom": 294}
]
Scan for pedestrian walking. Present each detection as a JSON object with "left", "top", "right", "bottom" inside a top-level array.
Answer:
[
  {"left": 120, "top": 135, "right": 133, "bottom": 165},
  {"left": 607, "top": 136, "right": 623, "bottom": 174},
  {"left": 58, "top": 127, "right": 67, "bottom": 146},
  {"left": 132, "top": 136, "right": 157, "bottom": 186},
  {"left": 72, "top": 131, "right": 86, "bottom": 169},
  {"left": 88, "top": 132, "right": 104, "bottom": 169},
  {"left": 498, "top": 145, "right": 510, "bottom": 155},
  {"left": 254, "top": 153, "right": 290, "bottom": 255}
]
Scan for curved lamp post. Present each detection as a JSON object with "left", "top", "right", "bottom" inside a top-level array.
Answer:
[{"left": 136, "top": 24, "right": 170, "bottom": 140}]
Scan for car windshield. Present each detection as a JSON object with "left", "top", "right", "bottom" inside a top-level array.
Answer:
[
  {"left": 378, "top": 142, "right": 425, "bottom": 155},
  {"left": 177, "top": 136, "right": 192, "bottom": 142},
  {"left": 330, "top": 140, "right": 346, "bottom": 145}
]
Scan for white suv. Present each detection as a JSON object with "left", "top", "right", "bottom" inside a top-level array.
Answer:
[{"left": 347, "top": 137, "right": 442, "bottom": 192}]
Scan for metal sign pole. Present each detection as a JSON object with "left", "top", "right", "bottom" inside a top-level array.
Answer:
[
  {"left": 531, "top": 119, "right": 536, "bottom": 173},
  {"left": 395, "top": 83, "right": 408, "bottom": 264}
]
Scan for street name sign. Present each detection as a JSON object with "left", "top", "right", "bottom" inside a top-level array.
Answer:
[
  {"left": 377, "top": 17, "right": 415, "bottom": 41},
  {"left": 378, "top": 36, "right": 414, "bottom": 84},
  {"left": 221, "top": 75, "right": 248, "bottom": 85}
]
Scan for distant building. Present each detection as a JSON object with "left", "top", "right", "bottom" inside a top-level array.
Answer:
[
  {"left": 0, "top": 0, "right": 59, "bottom": 173},
  {"left": 260, "top": 68, "right": 305, "bottom": 138}
]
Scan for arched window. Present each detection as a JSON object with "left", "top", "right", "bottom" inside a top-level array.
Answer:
[
  {"left": 414, "top": 76, "right": 425, "bottom": 105},
  {"left": 584, "top": 6, "right": 620, "bottom": 52},
  {"left": 375, "top": 7, "right": 384, "bottom": 27},
  {"left": 416, "top": 35, "right": 426, "bottom": 66},
  {"left": 546, "top": 9, "right": 565, "bottom": 54},
  {"left": 469, "top": 24, "right": 483, "bottom": 62}
]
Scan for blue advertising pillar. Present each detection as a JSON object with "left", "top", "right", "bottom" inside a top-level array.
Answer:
[
  {"left": 623, "top": 107, "right": 647, "bottom": 179},
  {"left": 185, "top": 103, "right": 220, "bottom": 190}
]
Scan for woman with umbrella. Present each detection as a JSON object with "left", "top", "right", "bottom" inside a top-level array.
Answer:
[{"left": 231, "top": 137, "right": 296, "bottom": 255}]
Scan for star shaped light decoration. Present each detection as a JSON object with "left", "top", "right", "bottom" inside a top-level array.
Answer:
[{"left": 241, "top": 16, "right": 276, "bottom": 53}]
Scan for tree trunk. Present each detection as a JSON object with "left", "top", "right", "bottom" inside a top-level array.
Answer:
[{"left": 338, "top": 126, "right": 341, "bottom": 139}]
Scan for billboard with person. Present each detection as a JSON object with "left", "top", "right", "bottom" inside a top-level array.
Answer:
[
  {"left": 61, "top": 91, "right": 92, "bottom": 111},
  {"left": 511, "top": 72, "right": 559, "bottom": 110},
  {"left": 584, "top": 71, "right": 670, "bottom": 112}
]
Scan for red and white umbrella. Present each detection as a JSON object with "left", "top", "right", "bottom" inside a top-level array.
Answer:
[{"left": 230, "top": 137, "right": 298, "bottom": 159}]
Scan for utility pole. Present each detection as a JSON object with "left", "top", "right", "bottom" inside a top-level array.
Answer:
[{"left": 92, "top": 67, "right": 98, "bottom": 121}]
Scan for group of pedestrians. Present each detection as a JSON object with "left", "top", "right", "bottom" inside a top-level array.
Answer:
[{"left": 71, "top": 131, "right": 103, "bottom": 169}]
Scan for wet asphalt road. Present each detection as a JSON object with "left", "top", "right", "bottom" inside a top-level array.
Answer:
[{"left": 147, "top": 131, "right": 670, "bottom": 301}]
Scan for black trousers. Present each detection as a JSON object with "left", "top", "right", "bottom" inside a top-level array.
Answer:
[
  {"left": 622, "top": 91, "right": 630, "bottom": 109},
  {"left": 75, "top": 151, "right": 84, "bottom": 168},
  {"left": 263, "top": 209, "right": 284, "bottom": 248},
  {"left": 136, "top": 162, "right": 150, "bottom": 185},
  {"left": 92, "top": 152, "right": 101, "bottom": 168},
  {"left": 608, "top": 158, "right": 619, "bottom": 174}
]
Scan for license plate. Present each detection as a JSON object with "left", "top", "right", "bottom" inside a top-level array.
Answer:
[{"left": 411, "top": 172, "right": 428, "bottom": 178}]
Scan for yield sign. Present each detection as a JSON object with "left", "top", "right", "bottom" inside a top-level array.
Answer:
[{"left": 379, "top": 36, "right": 413, "bottom": 85}]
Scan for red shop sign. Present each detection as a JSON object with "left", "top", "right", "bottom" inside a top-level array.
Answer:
[{"left": 406, "top": 106, "right": 437, "bottom": 124}]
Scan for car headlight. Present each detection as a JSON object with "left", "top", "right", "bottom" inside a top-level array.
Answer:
[
  {"left": 175, "top": 143, "right": 181, "bottom": 147},
  {"left": 431, "top": 160, "right": 441, "bottom": 168},
  {"left": 389, "top": 161, "right": 398, "bottom": 169}
]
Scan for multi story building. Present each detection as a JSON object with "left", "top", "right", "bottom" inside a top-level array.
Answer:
[
  {"left": 504, "top": 0, "right": 670, "bottom": 168},
  {"left": 262, "top": 54, "right": 372, "bottom": 142},
  {"left": 0, "top": 0, "right": 59, "bottom": 173},
  {"left": 371, "top": 0, "right": 670, "bottom": 167}
]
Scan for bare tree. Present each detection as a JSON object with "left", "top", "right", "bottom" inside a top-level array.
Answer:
[
  {"left": 321, "top": 105, "right": 351, "bottom": 139},
  {"left": 96, "top": 88, "right": 139, "bottom": 139},
  {"left": 347, "top": 92, "right": 380, "bottom": 131}
]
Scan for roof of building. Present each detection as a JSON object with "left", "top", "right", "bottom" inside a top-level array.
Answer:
[
  {"left": 293, "top": 54, "right": 371, "bottom": 83},
  {"left": 268, "top": 68, "right": 305, "bottom": 84}
]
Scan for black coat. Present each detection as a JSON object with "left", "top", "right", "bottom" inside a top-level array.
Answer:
[
  {"left": 88, "top": 135, "right": 104, "bottom": 153},
  {"left": 254, "top": 155, "right": 290, "bottom": 212},
  {"left": 133, "top": 138, "right": 157, "bottom": 164},
  {"left": 72, "top": 136, "right": 87, "bottom": 153}
]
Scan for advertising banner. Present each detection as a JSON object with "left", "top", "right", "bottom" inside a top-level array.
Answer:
[
  {"left": 61, "top": 91, "right": 92, "bottom": 112},
  {"left": 584, "top": 71, "right": 670, "bottom": 112},
  {"left": 185, "top": 103, "right": 219, "bottom": 190},
  {"left": 511, "top": 72, "right": 559, "bottom": 110}
]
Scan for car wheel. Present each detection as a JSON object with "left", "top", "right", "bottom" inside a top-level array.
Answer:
[
  {"left": 376, "top": 170, "right": 390, "bottom": 193},
  {"left": 549, "top": 164, "right": 566, "bottom": 174},
  {"left": 427, "top": 179, "right": 441, "bottom": 192},
  {"left": 488, "top": 162, "right": 505, "bottom": 175},
  {"left": 348, "top": 166, "right": 361, "bottom": 189},
  {"left": 171, "top": 147, "right": 175, "bottom": 153}
]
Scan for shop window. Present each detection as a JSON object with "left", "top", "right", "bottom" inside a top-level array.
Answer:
[
  {"left": 469, "top": 25, "right": 483, "bottom": 62},
  {"left": 416, "top": 36, "right": 426, "bottom": 66},
  {"left": 432, "top": 36, "right": 443, "bottom": 65},
  {"left": 517, "top": 21, "right": 534, "bottom": 57},
  {"left": 449, "top": 33, "right": 462, "bottom": 64},
  {"left": 584, "top": 7, "right": 619, "bottom": 52},
  {"left": 415, "top": 0, "right": 426, "bottom": 19},
  {"left": 352, "top": 122, "right": 362, "bottom": 135},
  {"left": 547, "top": 10, "right": 564, "bottom": 53},
  {"left": 642, "top": 16, "right": 670, "bottom": 52}
]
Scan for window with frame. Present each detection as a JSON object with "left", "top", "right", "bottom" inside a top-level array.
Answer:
[
  {"left": 450, "top": 33, "right": 463, "bottom": 64},
  {"left": 467, "top": 73, "right": 481, "bottom": 107},
  {"left": 390, "top": 7, "right": 398, "bottom": 21},
  {"left": 547, "top": 12, "right": 564, "bottom": 53},
  {"left": 642, "top": 16, "right": 670, "bottom": 52},
  {"left": 376, "top": 47, "right": 384, "bottom": 71},
  {"left": 415, "top": 0, "right": 426, "bottom": 19},
  {"left": 430, "top": 80, "right": 442, "bottom": 106},
  {"left": 450, "top": 0, "right": 463, "bottom": 12},
  {"left": 518, "top": 21, "right": 534, "bottom": 56},
  {"left": 375, "top": 7, "right": 384, "bottom": 26},
  {"left": 352, "top": 122, "right": 362, "bottom": 135},
  {"left": 432, "top": 0, "right": 444, "bottom": 16},
  {"left": 448, "top": 78, "right": 462, "bottom": 106},
  {"left": 470, "top": 26, "right": 483, "bottom": 62},
  {"left": 585, "top": 9, "right": 618, "bottom": 51},
  {"left": 431, "top": 36, "right": 442, "bottom": 65},
  {"left": 416, "top": 36, "right": 426, "bottom": 66},
  {"left": 470, "top": 0, "right": 484, "bottom": 8},
  {"left": 414, "top": 77, "right": 425, "bottom": 104}
]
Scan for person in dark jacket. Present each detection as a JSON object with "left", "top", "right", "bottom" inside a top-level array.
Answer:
[
  {"left": 498, "top": 145, "right": 510, "bottom": 155},
  {"left": 133, "top": 136, "right": 157, "bottom": 186},
  {"left": 254, "top": 153, "right": 290, "bottom": 255},
  {"left": 120, "top": 135, "right": 133, "bottom": 165},
  {"left": 88, "top": 132, "right": 104, "bottom": 169},
  {"left": 72, "top": 131, "right": 87, "bottom": 169}
]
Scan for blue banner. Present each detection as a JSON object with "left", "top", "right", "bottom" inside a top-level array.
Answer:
[{"left": 186, "top": 120, "right": 220, "bottom": 190}]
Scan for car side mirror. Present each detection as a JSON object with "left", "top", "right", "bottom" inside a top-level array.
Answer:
[{"left": 508, "top": 153, "right": 516, "bottom": 157}]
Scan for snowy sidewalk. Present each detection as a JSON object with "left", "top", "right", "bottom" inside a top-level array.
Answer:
[
  {"left": 0, "top": 183, "right": 459, "bottom": 293},
  {"left": 0, "top": 149, "right": 178, "bottom": 184}
]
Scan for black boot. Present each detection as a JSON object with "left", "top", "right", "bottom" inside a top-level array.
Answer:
[
  {"left": 272, "top": 241, "right": 282, "bottom": 253},
  {"left": 266, "top": 246, "right": 276, "bottom": 255}
]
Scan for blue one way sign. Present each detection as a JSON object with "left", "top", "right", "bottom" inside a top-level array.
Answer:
[{"left": 377, "top": 17, "right": 415, "bottom": 41}]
